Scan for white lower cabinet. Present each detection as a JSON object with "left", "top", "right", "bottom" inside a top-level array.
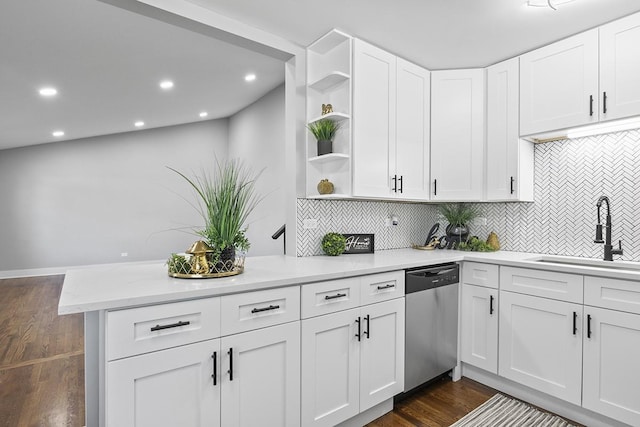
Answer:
[
  {"left": 498, "top": 291, "right": 583, "bottom": 405},
  {"left": 107, "top": 339, "right": 221, "bottom": 427},
  {"left": 460, "top": 284, "right": 498, "bottom": 374},
  {"left": 107, "top": 322, "right": 300, "bottom": 427},
  {"left": 301, "top": 298, "right": 404, "bottom": 427},
  {"left": 582, "top": 306, "right": 640, "bottom": 426}
]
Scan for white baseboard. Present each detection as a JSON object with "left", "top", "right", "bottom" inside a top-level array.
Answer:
[{"left": 462, "top": 364, "right": 630, "bottom": 427}]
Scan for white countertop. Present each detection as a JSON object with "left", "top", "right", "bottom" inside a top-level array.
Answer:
[{"left": 58, "top": 249, "right": 640, "bottom": 314}]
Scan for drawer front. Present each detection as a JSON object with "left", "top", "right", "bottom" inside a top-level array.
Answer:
[
  {"left": 301, "top": 277, "right": 360, "bottom": 319},
  {"left": 462, "top": 262, "right": 499, "bottom": 288},
  {"left": 107, "top": 297, "right": 221, "bottom": 361},
  {"left": 360, "top": 271, "right": 405, "bottom": 305},
  {"left": 585, "top": 276, "right": 640, "bottom": 315},
  {"left": 220, "top": 286, "right": 300, "bottom": 335},
  {"left": 500, "top": 266, "right": 583, "bottom": 303}
]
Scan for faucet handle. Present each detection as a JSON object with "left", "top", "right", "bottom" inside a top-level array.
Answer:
[{"left": 612, "top": 240, "right": 624, "bottom": 256}]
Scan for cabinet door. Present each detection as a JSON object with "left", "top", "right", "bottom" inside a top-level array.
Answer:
[
  {"left": 353, "top": 39, "right": 396, "bottom": 198},
  {"left": 583, "top": 307, "right": 640, "bottom": 426},
  {"left": 520, "top": 29, "right": 599, "bottom": 135},
  {"left": 359, "top": 298, "right": 405, "bottom": 411},
  {"left": 301, "top": 308, "right": 360, "bottom": 427},
  {"left": 221, "top": 322, "right": 300, "bottom": 427},
  {"left": 498, "top": 291, "right": 582, "bottom": 405},
  {"left": 395, "top": 58, "right": 430, "bottom": 200},
  {"left": 600, "top": 12, "right": 640, "bottom": 121},
  {"left": 486, "top": 58, "right": 534, "bottom": 201},
  {"left": 461, "top": 284, "right": 498, "bottom": 374},
  {"left": 106, "top": 339, "right": 220, "bottom": 427},
  {"left": 431, "top": 69, "right": 485, "bottom": 201}
]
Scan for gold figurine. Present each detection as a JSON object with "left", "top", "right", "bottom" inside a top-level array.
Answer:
[{"left": 321, "top": 104, "right": 333, "bottom": 115}]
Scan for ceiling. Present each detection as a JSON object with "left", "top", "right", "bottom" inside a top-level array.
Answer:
[
  {"left": 0, "top": 0, "right": 286, "bottom": 150},
  {"left": 4, "top": 0, "right": 640, "bottom": 151},
  {"left": 191, "top": 0, "right": 640, "bottom": 70}
]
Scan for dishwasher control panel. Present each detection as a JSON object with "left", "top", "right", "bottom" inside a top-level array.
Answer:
[{"left": 405, "top": 263, "right": 459, "bottom": 294}]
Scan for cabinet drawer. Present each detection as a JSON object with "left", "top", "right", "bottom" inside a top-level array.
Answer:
[
  {"left": 500, "top": 266, "right": 583, "bottom": 303},
  {"left": 220, "top": 286, "right": 300, "bottom": 336},
  {"left": 462, "top": 262, "right": 499, "bottom": 288},
  {"left": 360, "top": 271, "right": 404, "bottom": 305},
  {"left": 106, "top": 297, "right": 221, "bottom": 361},
  {"left": 585, "top": 276, "right": 640, "bottom": 315},
  {"left": 301, "top": 277, "right": 360, "bottom": 319}
]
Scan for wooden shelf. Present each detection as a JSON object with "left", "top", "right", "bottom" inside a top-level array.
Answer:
[
  {"left": 308, "top": 71, "right": 350, "bottom": 92},
  {"left": 308, "top": 30, "right": 351, "bottom": 55},
  {"left": 308, "top": 112, "right": 350, "bottom": 125},
  {"left": 308, "top": 153, "right": 350, "bottom": 164}
]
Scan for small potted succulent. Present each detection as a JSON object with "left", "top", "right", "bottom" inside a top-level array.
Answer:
[
  {"left": 307, "top": 119, "right": 342, "bottom": 156},
  {"left": 439, "top": 203, "right": 477, "bottom": 243},
  {"left": 321, "top": 232, "right": 346, "bottom": 256}
]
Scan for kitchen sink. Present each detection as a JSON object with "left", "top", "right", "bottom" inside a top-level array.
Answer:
[{"left": 528, "top": 255, "right": 640, "bottom": 272}]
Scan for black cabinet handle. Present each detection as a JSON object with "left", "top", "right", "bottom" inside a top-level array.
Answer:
[
  {"left": 377, "top": 283, "right": 395, "bottom": 290},
  {"left": 589, "top": 95, "right": 594, "bottom": 116},
  {"left": 392, "top": 175, "right": 397, "bottom": 192},
  {"left": 603, "top": 91, "right": 607, "bottom": 114},
  {"left": 325, "top": 293, "right": 346, "bottom": 300},
  {"left": 227, "top": 348, "right": 233, "bottom": 381},
  {"left": 510, "top": 176, "right": 514, "bottom": 195},
  {"left": 434, "top": 179, "right": 437, "bottom": 196},
  {"left": 355, "top": 317, "right": 361, "bottom": 341},
  {"left": 398, "top": 175, "right": 403, "bottom": 194},
  {"left": 587, "top": 314, "right": 592, "bottom": 339},
  {"left": 573, "top": 311, "right": 577, "bottom": 335},
  {"left": 211, "top": 351, "right": 217, "bottom": 386},
  {"left": 150, "top": 320, "right": 190, "bottom": 332},
  {"left": 251, "top": 304, "right": 279, "bottom": 314},
  {"left": 364, "top": 314, "right": 370, "bottom": 339},
  {"left": 489, "top": 295, "right": 494, "bottom": 315}
]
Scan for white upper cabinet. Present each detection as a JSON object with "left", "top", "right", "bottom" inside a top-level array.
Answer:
[
  {"left": 352, "top": 39, "right": 397, "bottom": 198},
  {"left": 486, "top": 58, "right": 533, "bottom": 201},
  {"left": 431, "top": 69, "right": 485, "bottom": 201},
  {"left": 395, "top": 58, "right": 431, "bottom": 200},
  {"left": 600, "top": 12, "right": 640, "bottom": 121},
  {"left": 520, "top": 29, "right": 599, "bottom": 136},
  {"left": 352, "top": 41, "right": 430, "bottom": 200}
]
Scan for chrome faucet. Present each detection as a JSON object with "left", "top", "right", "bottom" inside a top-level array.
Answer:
[{"left": 594, "top": 196, "right": 623, "bottom": 261}]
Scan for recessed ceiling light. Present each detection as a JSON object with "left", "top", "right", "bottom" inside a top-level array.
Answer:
[
  {"left": 159, "top": 80, "right": 174, "bottom": 90},
  {"left": 52, "top": 130, "right": 65, "bottom": 137},
  {"left": 134, "top": 121, "right": 145, "bottom": 127},
  {"left": 244, "top": 74, "right": 256, "bottom": 82},
  {"left": 39, "top": 87, "right": 58, "bottom": 97},
  {"left": 199, "top": 111, "right": 208, "bottom": 118}
]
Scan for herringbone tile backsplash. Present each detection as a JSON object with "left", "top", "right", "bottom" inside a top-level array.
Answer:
[{"left": 297, "top": 129, "right": 640, "bottom": 260}]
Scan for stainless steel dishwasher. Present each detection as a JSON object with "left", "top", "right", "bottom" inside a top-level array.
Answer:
[{"left": 404, "top": 263, "right": 459, "bottom": 393}]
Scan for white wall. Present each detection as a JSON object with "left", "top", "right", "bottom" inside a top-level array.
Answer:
[
  {"left": 0, "top": 120, "right": 228, "bottom": 271},
  {"left": 228, "top": 84, "right": 286, "bottom": 256}
]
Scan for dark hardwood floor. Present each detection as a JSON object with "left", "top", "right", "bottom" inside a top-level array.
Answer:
[
  {"left": 0, "top": 275, "right": 580, "bottom": 427},
  {"left": 0, "top": 275, "right": 84, "bottom": 427}
]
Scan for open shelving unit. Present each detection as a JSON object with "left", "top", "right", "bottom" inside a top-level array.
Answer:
[{"left": 306, "top": 29, "right": 353, "bottom": 199}]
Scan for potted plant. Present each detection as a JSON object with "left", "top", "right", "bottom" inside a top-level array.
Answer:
[
  {"left": 439, "top": 203, "right": 477, "bottom": 243},
  {"left": 169, "top": 159, "right": 261, "bottom": 272},
  {"left": 307, "top": 119, "right": 341, "bottom": 156},
  {"left": 321, "top": 232, "right": 346, "bottom": 256}
]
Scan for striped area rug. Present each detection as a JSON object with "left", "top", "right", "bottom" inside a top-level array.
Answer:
[{"left": 450, "top": 394, "right": 577, "bottom": 427}]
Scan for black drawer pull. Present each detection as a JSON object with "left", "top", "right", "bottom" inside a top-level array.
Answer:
[
  {"left": 603, "top": 91, "right": 607, "bottom": 114},
  {"left": 355, "top": 317, "right": 361, "bottom": 341},
  {"left": 589, "top": 94, "right": 594, "bottom": 116},
  {"left": 251, "top": 304, "right": 280, "bottom": 314},
  {"left": 364, "top": 314, "right": 370, "bottom": 339},
  {"left": 573, "top": 311, "right": 577, "bottom": 335},
  {"left": 392, "top": 175, "right": 397, "bottom": 192},
  {"left": 489, "top": 295, "right": 494, "bottom": 315},
  {"left": 587, "top": 314, "right": 592, "bottom": 339},
  {"left": 434, "top": 179, "right": 437, "bottom": 196},
  {"left": 325, "top": 293, "right": 347, "bottom": 300},
  {"left": 150, "top": 320, "right": 190, "bottom": 332},
  {"left": 228, "top": 348, "right": 233, "bottom": 381},
  {"left": 510, "top": 176, "right": 515, "bottom": 195},
  {"left": 398, "top": 175, "right": 403, "bottom": 194},
  {"left": 377, "top": 284, "right": 395, "bottom": 290}
]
